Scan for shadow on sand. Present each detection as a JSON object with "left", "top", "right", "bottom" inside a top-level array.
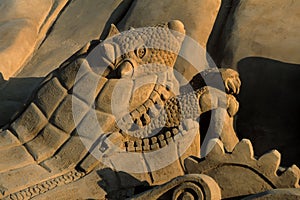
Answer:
[{"left": 236, "top": 57, "right": 300, "bottom": 167}]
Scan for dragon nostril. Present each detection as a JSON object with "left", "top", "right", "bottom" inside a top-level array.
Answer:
[{"left": 117, "top": 61, "right": 133, "bottom": 78}]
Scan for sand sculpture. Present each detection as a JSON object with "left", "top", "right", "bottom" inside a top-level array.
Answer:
[{"left": 0, "top": 20, "right": 299, "bottom": 199}]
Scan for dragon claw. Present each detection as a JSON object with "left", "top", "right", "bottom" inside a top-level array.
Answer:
[{"left": 221, "top": 68, "right": 241, "bottom": 95}]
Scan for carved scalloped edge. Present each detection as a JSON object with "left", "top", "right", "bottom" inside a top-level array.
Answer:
[
  {"left": 2, "top": 170, "right": 85, "bottom": 200},
  {"left": 127, "top": 174, "right": 221, "bottom": 200},
  {"left": 185, "top": 139, "right": 300, "bottom": 189}
]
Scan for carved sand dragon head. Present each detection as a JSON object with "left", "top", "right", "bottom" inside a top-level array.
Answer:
[{"left": 85, "top": 20, "right": 186, "bottom": 132}]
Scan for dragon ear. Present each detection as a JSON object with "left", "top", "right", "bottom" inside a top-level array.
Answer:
[
  {"left": 106, "top": 24, "right": 120, "bottom": 38},
  {"left": 167, "top": 20, "right": 185, "bottom": 35}
]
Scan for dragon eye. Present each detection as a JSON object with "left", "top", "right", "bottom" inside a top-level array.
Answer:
[{"left": 135, "top": 46, "right": 146, "bottom": 58}]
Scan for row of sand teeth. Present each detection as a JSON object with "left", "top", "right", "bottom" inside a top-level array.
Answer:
[
  {"left": 139, "top": 85, "right": 203, "bottom": 128},
  {"left": 124, "top": 127, "right": 181, "bottom": 152},
  {"left": 118, "top": 85, "right": 203, "bottom": 139},
  {"left": 129, "top": 84, "right": 173, "bottom": 128}
]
